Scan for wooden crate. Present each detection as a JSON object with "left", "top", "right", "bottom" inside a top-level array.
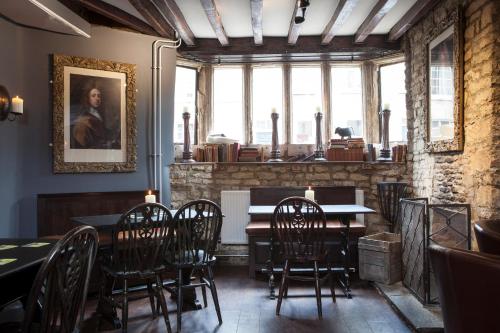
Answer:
[{"left": 358, "top": 232, "right": 402, "bottom": 284}]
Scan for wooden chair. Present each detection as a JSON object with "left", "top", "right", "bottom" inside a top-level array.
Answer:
[
  {"left": 23, "top": 225, "right": 98, "bottom": 333},
  {"left": 168, "top": 199, "right": 223, "bottom": 332},
  {"left": 273, "top": 197, "right": 336, "bottom": 319},
  {"left": 99, "top": 203, "right": 173, "bottom": 333}
]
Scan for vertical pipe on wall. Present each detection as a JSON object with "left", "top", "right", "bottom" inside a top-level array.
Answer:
[{"left": 151, "top": 38, "right": 181, "bottom": 202}]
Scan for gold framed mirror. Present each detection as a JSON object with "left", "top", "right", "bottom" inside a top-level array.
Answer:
[{"left": 425, "top": 6, "right": 463, "bottom": 153}]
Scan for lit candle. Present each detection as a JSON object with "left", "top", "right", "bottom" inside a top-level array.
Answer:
[
  {"left": 271, "top": 107, "right": 277, "bottom": 115},
  {"left": 383, "top": 103, "right": 390, "bottom": 110},
  {"left": 145, "top": 190, "right": 156, "bottom": 203},
  {"left": 305, "top": 186, "right": 315, "bottom": 201},
  {"left": 12, "top": 96, "right": 23, "bottom": 115}
]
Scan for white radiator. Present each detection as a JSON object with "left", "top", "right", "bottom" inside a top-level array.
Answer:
[
  {"left": 221, "top": 190, "right": 250, "bottom": 244},
  {"left": 356, "top": 189, "right": 365, "bottom": 225}
]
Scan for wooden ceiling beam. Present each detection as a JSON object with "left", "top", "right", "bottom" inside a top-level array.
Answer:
[
  {"left": 355, "top": 0, "right": 399, "bottom": 43},
  {"left": 150, "top": 0, "right": 196, "bottom": 46},
  {"left": 128, "top": 0, "right": 175, "bottom": 38},
  {"left": 287, "top": 4, "right": 302, "bottom": 45},
  {"left": 75, "top": 0, "right": 159, "bottom": 36},
  {"left": 200, "top": 0, "right": 229, "bottom": 46},
  {"left": 250, "top": 0, "right": 263, "bottom": 45},
  {"left": 388, "top": 0, "right": 440, "bottom": 41},
  {"left": 321, "top": 0, "right": 359, "bottom": 45}
]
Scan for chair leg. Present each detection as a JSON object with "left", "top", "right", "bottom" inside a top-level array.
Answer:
[
  {"left": 200, "top": 268, "right": 208, "bottom": 308},
  {"left": 177, "top": 268, "right": 183, "bottom": 332},
  {"left": 276, "top": 260, "right": 290, "bottom": 316},
  {"left": 313, "top": 261, "right": 322, "bottom": 319},
  {"left": 147, "top": 282, "right": 157, "bottom": 318},
  {"left": 327, "top": 264, "right": 336, "bottom": 303},
  {"left": 207, "top": 265, "right": 222, "bottom": 324},
  {"left": 156, "top": 275, "right": 172, "bottom": 333},
  {"left": 122, "top": 279, "right": 129, "bottom": 333}
]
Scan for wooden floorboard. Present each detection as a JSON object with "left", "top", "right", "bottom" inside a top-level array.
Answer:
[{"left": 82, "top": 266, "right": 412, "bottom": 333}]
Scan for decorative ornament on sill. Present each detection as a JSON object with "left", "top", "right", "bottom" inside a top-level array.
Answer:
[
  {"left": 378, "top": 103, "right": 392, "bottom": 161},
  {"left": 268, "top": 108, "right": 282, "bottom": 162},
  {"left": 181, "top": 107, "right": 195, "bottom": 163},
  {"left": 0, "top": 85, "right": 23, "bottom": 122}
]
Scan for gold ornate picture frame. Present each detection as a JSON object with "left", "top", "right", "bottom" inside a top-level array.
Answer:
[
  {"left": 424, "top": 6, "right": 464, "bottom": 153},
  {"left": 52, "top": 54, "right": 137, "bottom": 173}
]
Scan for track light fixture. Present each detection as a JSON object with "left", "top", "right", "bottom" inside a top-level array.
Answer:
[{"left": 294, "top": 0, "right": 310, "bottom": 24}]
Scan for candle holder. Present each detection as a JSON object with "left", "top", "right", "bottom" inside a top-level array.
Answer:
[
  {"left": 268, "top": 112, "right": 282, "bottom": 162},
  {"left": 378, "top": 107, "right": 391, "bottom": 161},
  {"left": 181, "top": 111, "right": 195, "bottom": 163},
  {"left": 314, "top": 111, "right": 326, "bottom": 161},
  {"left": 0, "top": 85, "right": 22, "bottom": 122}
]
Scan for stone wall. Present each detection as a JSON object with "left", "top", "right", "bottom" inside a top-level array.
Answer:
[
  {"left": 405, "top": 0, "right": 500, "bottom": 221},
  {"left": 170, "top": 162, "right": 409, "bottom": 234}
]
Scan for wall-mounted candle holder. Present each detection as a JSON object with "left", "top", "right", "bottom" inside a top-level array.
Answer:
[{"left": 0, "top": 85, "right": 23, "bottom": 121}]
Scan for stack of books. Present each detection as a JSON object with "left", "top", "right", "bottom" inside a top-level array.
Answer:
[
  {"left": 193, "top": 143, "right": 240, "bottom": 162},
  {"left": 238, "top": 146, "right": 261, "bottom": 162},
  {"left": 392, "top": 144, "right": 408, "bottom": 162},
  {"left": 327, "top": 138, "right": 365, "bottom": 161}
]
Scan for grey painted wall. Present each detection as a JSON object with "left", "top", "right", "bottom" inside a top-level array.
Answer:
[{"left": 0, "top": 18, "right": 177, "bottom": 237}]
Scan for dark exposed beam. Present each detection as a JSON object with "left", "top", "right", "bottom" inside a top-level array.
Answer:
[
  {"left": 355, "top": 0, "right": 399, "bottom": 43},
  {"left": 150, "top": 0, "right": 195, "bottom": 45},
  {"left": 75, "top": 0, "right": 158, "bottom": 36},
  {"left": 287, "top": 3, "right": 301, "bottom": 45},
  {"left": 250, "top": 0, "right": 263, "bottom": 45},
  {"left": 321, "top": 0, "right": 359, "bottom": 45},
  {"left": 388, "top": 0, "right": 440, "bottom": 41},
  {"left": 179, "top": 35, "right": 400, "bottom": 63},
  {"left": 128, "top": 0, "right": 175, "bottom": 38},
  {"left": 200, "top": 0, "right": 229, "bottom": 46}
]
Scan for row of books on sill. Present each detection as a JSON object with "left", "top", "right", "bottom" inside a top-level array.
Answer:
[{"left": 192, "top": 140, "right": 408, "bottom": 163}]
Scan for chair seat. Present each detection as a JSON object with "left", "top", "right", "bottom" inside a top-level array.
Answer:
[
  {"left": 167, "top": 250, "right": 216, "bottom": 267},
  {"left": 101, "top": 262, "right": 167, "bottom": 278}
]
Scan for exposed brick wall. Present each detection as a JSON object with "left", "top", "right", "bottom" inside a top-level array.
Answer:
[
  {"left": 170, "top": 162, "right": 409, "bottom": 234},
  {"left": 405, "top": 0, "right": 500, "bottom": 221}
]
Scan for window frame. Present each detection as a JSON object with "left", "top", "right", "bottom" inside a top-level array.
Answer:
[{"left": 173, "top": 64, "right": 199, "bottom": 145}]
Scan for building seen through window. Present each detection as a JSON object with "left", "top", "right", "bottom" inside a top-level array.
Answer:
[
  {"left": 380, "top": 62, "right": 407, "bottom": 142},
  {"left": 173, "top": 66, "right": 196, "bottom": 144}
]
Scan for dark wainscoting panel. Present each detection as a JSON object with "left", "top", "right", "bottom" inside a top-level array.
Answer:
[{"left": 37, "top": 190, "right": 159, "bottom": 237}]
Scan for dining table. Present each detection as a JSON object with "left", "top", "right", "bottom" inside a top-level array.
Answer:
[
  {"left": 0, "top": 239, "right": 56, "bottom": 308},
  {"left": 248, "top": 204, "right": 376, "bottom": 299}
]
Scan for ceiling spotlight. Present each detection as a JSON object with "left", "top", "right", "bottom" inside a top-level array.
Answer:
[{"left": 295, "top": 0, "right": 310, "bottom": 24}]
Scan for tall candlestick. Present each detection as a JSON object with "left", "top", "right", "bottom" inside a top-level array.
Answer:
[
  {"left": 378, "top": 107, "right": 391, "bottom": 160},
  {"left": 12, "top": 96, "right": 23, "bottom": 115},
  {"left": 314, "top": 109, "right": 326, "bottom": 161},
  {"left": 181, "top": 109, "right": 195, "bottom": 163},
  {"left": 268, "top": 110, "right": 282, "bottom": 162}
]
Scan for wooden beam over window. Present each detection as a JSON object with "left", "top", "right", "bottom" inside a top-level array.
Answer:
[
  {"left": 76, "top": 0, "right": 159, "bottom": 36},
  {"left": 321, "top": 0, "right": 359, "bottom": 45},
  {"left": 355, "top": 0, "right": 399, "bottom": 43},
  {"left": 151, "top": 0, "right": 196, "bottom": 46},
  {"left": 200, "top": 0, "right": 229, "bottom": 46},
  {"left": 128, "top": 0, "right": 175, "bottom": 39},
  {"left": 287, "top": 4, "right": 301, "bottom": 45},
  {"left": 250, "top": 0, "right": 263, "bottom": 45},
  {"left": 388, "top": 0, "right": 440, "bottom": 41}
]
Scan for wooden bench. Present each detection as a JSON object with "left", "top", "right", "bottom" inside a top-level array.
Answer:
[{"left": 245, "top": 186, "right": 366, "bottom": 278}]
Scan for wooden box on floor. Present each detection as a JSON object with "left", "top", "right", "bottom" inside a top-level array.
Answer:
[{"left": 358, "top": 232, "right": 401, "bottom": 284}]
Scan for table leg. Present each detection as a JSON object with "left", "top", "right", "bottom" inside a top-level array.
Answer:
[
  {"left": 339, "top": 214, "right": 352, "bottom": 298},
  {"left": 97, "top": 274, "right": 122, "bottom": 330},
  {"left": 267, "top": 227, "right": 276, "bottom": 300},
  {"left": 169, "top": 268, "right": 203, "bottom": 311}
]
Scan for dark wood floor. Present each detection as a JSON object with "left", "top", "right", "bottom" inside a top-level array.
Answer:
[{"left": 82, "top": 266, "right": 412, "bottom": 333}]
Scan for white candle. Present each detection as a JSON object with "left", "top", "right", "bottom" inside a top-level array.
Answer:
[
  {"left": 271, "top": 107, "right": 277, "bottom": 114},
  {"left": 305, "top": 186, "right": 315, "bottom": 201},
  {"left": 12, "top": 96, "right": 23, "bottom": 115},
  {"left": 383, "top": 103, "right": 390, "bottom": 110},
  {"left": 145, "top": 190, "right": 156, "bottom": 203}
]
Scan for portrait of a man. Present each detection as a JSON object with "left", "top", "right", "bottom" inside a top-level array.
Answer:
[{"left": 70, "top": 74, "right": 121, "bottom": 149}]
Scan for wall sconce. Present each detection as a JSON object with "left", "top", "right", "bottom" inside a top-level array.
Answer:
[
  {"left": 294, "top": 0, "right": 310, "bottom": 24},
  {"left": 0, "top": 85, "right": 23, "bottom": 121}
]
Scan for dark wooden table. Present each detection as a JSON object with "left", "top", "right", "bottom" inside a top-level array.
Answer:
[
  {"left": 248, "top": 204, "right": 375, "bottom": 299},
  {"left": 0, "top": 239, "right": 56, "bottom": 308}
]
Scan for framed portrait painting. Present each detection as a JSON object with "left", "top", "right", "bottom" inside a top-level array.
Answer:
[{"left": 52, "top": 54, "right": 137, "bottom": 173}]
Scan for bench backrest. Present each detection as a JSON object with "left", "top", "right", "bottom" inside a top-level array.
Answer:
[{"left": 250, "top": 186, "right": 356, "bottom": 206}]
